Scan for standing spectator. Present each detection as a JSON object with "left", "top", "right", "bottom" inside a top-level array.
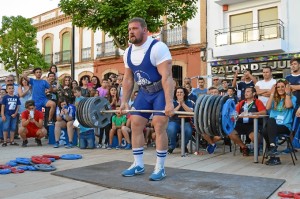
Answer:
[
  {"left": 1, "top": 75, "right": 19, "bottom": 96},
  {"left": 19, "top": 100, "right": 47, "bottom": 147},
  {"left": 79, "top": 75, "right": 90, "bottom": 97},
  {"left": 262, "top": 79, "right": 296, "bottom": 165},
  {"left": 117, "top": 74, "right": 124, "bottom": 100},
  {"left": 71, "top": 80, "right": 79, "bottom": 89},
  {"left": 49, "top": 64, "right": 58, "bottom": 79},
  {"left": 212, "top": 76, "right": 223, "bottom": 91},
  {"left": 46, "top": 72, "right": 59, "bottom": 104},
  {"left": 1, "top": 84, "right": 21, "bottom": 146},
  {"left": 91, "top": 76, "right": 101, "bottom": 90},
  {"left": 18, "top": 77, "right": 32, "bottom": 114},
  {"left": 255, "top": 66, "right": 276, "bottom": 106},
  {"left": 219, "top": 79, "right": 230, "bottom": 96},
  {"left": 97, "top": 78, "right": 109, "bottom": 97},
  {"left": 109, "top": 74, "right": 118, "bottom": 87},
  {"left": 129, "top": 90, "right": 138, "bottom": 107},
  {"left": 58, "top": 76, "right": 75, "bottom": 104},
  {"left": 167, "top": 87, "right": 194, "bottom": 154},
  {"left": 232, "top": 69, "right": 257, "bottom": 100},
  {"left": 0, "top": 89, "right": 7, "bottom": 143},
  {"left": 183, "top": 77, "right": 193, "bottom": 89},
  {"left": 286, "top": 58, "right": 300, "bottom": 108},
  {"left": 193, "top": 77, "right": 207, "bottom": 97},
  {"left": 227, "top": 87, "right": 239, "bottom": 104},
  {"left": 53, "top": 97, "right": 76, "bottom": 148},
  {"left": 22, "top": 68, "right": 56, "bottom": 125}
]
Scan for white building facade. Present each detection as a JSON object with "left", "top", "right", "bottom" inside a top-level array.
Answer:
[{"left": 206, "top": 0, "right": 300, "bottom": 81}]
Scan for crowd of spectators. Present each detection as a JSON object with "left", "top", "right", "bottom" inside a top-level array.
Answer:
[{"left": 1, "top": 59, "right": 300, "bottom": 167}]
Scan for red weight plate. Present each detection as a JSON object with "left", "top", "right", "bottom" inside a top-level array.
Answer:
[
  {"left": 31, "top": 156, "right": 52, "bottom": 165},
  {"left": 294, "top": 192, "right": 300, "bottom": 199},
  {"left": 42, "top": 155, "right": 60, "bottom": 160},
  {"left": 278, "top": 191, "right": 294, "bottom": 198},
  {"left": 0, "top": 165, "right": 11, "bottom": 169},
  {"left": 11, "top": 168, "right": 25, "bottom": 174}
]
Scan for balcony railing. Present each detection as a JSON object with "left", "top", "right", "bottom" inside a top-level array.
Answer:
[
  {"left": 54, "top": 50, "right": 71, "bottom": 65},
  {"left": 44, "top": 54, "right": 53, "bottom": 65},
  {"left": 163, "top": 26, "right": 188, "bottom": 46},
  {"left": 81, "top": 47, "right": 91, "bottom": 61},
  {"left": 96, "top": 41, "right": 119, "bottom": 58},
  {"left": 215, "top": 19, "right": 284, "bottom": 47}
]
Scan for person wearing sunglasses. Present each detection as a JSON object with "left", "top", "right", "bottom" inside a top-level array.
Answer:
[{"left": 262, "top": 79, "right": 296, "bottom": 165}]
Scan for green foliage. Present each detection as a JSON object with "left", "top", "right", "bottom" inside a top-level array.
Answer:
[
  {"left": 0, "top": 16, "right": 48, "bottom": 81},
  {"left": 59, "top": 0, "right": 198, "bottom": 50}
]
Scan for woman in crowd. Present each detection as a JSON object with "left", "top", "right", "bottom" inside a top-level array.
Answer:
[
  {"left": 58, "top": 76, "right": 75, "bottom": 104},
  {"left": 262, "top": 79, "right": 296, "bottom": 165},
  {"left": 71, "top": 80, "right": 79, "bottom": 89},
  {"left": 18, "top": 77, "right": 32, "bottom": 114},
  {"left": 79, "top": 75, "right": 90, "bottom": 97},
  {"left": 167, "top": 87, "right": 194, "bottom": 154},
  {"left": 91, "top": 76, "right": 101, "bottom": 90}
]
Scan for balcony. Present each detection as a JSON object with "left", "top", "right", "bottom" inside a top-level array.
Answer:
[
  {"left": 96, "top": 41, "right": 119, "bottom": 59},
  {"left": 54, "top": 50, "right": 71, "bottom": 65},
  {"left": 44, "top": 54, "right": 53, "bottom": 65},
  {"left": 214, "top": 0, "right": 250, "bottom": 5},
  {"left": 214, "top": 19, "right": 287, "bottom": 58},
  {"left": 163, "top": 26, "right": 188, "bottom": 49},
  {"left": 81, "top": 47, "right": 92, "bottom": 61}
]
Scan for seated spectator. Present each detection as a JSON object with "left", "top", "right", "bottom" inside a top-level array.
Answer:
[
  {"left": 167, "top": 87, "right": 194, "bottom": 154},
  {"left": 207, "top": 86, "right": 219, "bottom": 95},
  {"left": 107, "top": 107, "right": 130, "bottom": 150},
  {"left": 219, "top": 79, "right": 230, "bottom": 96},
  {"left": 1, "top": 84, "right": 21, "bottom": 146},
  {"left": 262, "top": 79, "right": 296, "bottom": 165},
  {"left": 19, "top": 100, "right": 47, "bottom": 147},
  {"left": 228, "top": 87, "right": 266, "bottom": 156},
  {"left": 74, "top": 119, "right": 95, "bottom": 149},
  {"left": 53, "top": 97, "right": 76, "bottom": 148},
  {"left": 184, "top": 83, "right": 197, "bottom": 103},
  {"left": 193, "top": 77, "right": 207, "bottom": 97},
  {"left": 58, "top": 76, "right": 75, "bottom": 104}
]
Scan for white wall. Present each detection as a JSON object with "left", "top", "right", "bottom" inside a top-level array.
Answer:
[{"left": 187, "top": 0, "right": 201, "bottom": 45}]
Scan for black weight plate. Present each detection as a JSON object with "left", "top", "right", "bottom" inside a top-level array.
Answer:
[
  {"left": 80, "top": 97, "right": 91, "bottom": 127},
  {"left": 77, "top": 97, "right": 90, "bottom": 127},
  {"left": 193, "top": 95, "right": 206, "bottom": 135},
  {"left": 216, "top": 96, "right": 229, "bottom": 137},
  {"left": 204, "top": 95, "right": 218, "bottom": 136},
  {"left": 88, "top": 97, "right": 113, "bottom": 128},
  {"left": 84, "top": 97, "right": 96, "bottom": 127},
  {"left": 198, "top": 95, "right": 210, "bottom": 135},
  {"left": 210, "top": 96, "right": 222, "bottom": 136}
]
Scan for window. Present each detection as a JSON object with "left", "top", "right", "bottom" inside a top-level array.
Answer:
[
  {"left": 62, "top": 32, "right": 71, "bottom": 62},
  {"left": 172, "top": 65, "right": 183, "bottom": 87},
  {"left": 44, "top": 37, "right": 52, "bottom": 64},
  {"left": 230, "top": 12, "right": 253, "bottom": 44},
  {"left": 259, "top": 7, "right": 278, "bottom": 39}
]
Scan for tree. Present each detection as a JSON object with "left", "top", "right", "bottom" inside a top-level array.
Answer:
[
  {"left": 0, "top": 16, "right": 48, "bottom": 81},
  {"left": 59, "top": 0, "right": 198, "bottom": 50}
]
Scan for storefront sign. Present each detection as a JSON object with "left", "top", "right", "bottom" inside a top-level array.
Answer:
[{"left": 211, "top": 60, "right": 290, "bottom": 74}]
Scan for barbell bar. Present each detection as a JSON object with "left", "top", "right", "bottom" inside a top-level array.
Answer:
[
  {"left": 100, "top": 109, "right": 194, "bottom": 115},
  {"left": 76, "top": 96, "right": 238, "bottom": 137}
]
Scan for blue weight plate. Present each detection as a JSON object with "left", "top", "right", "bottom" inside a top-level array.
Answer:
[
  {"left": 6, "top": 160, "right": 18, "bottom": 167},
  {"left": 221, "top": 99, "right": 236, "bottom": 135},
  {"left": 216, "top": 96, "right": 229, "bottom": 137},
  {"left": 0, "top": 169, "right": 11, "bottom": 175},
  {"left": 34, "top": 164, "right": 57, "bottom": 172},
  {"left": 17, "top": 166, "right": 29, "bottom": 171},
  {"left": 27, "top": 166, "right": 38, "bottom": 171},
  {"left": 61, "top": 154, "right": 82, "bottom": 160},
  {"left": 16, "top": 157, "right": 31, "bottom": 165},
  {"left": 49, "top": 158, "right": 56, "bottom": 162},
  {"left": 210, "top": 96, "right": 222, "bottom": 136},
  {"left": 193, "top": 95, "right": 206, "bottom": 135},
  {"left": 204, "top": 95, "right": 218, "bottom": 136}
]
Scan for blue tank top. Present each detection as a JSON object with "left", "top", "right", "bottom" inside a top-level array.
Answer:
[{"left": 127, "top": 40, "right": 161, "bottom": 86}]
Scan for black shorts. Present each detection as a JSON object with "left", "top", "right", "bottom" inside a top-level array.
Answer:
[{"left": 234, "top": 122, "right": 262, "bottom": 135}]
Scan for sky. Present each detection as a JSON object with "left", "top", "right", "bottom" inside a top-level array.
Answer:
[{"left": 0, "top": 0, "right": 60, "bottom": 26}]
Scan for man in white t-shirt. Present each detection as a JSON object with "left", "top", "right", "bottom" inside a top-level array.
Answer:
[{"left": 255, "top": 66, "right": 276, "bottom": 106}]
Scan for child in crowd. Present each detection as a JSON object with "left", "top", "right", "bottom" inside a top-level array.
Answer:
[
  {"left": 107, "top": 106, "right": 130, "bottom": 150},
  {"left": 1, "top": 84, "right": 21, "bottom": 146},
  {"left": 227, "top": 86, "right": 239, "bottom": 104}
]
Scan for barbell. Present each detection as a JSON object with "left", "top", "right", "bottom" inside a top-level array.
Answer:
[{"left": 76, "top": 95, "right": 237, "bottom": 137}]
